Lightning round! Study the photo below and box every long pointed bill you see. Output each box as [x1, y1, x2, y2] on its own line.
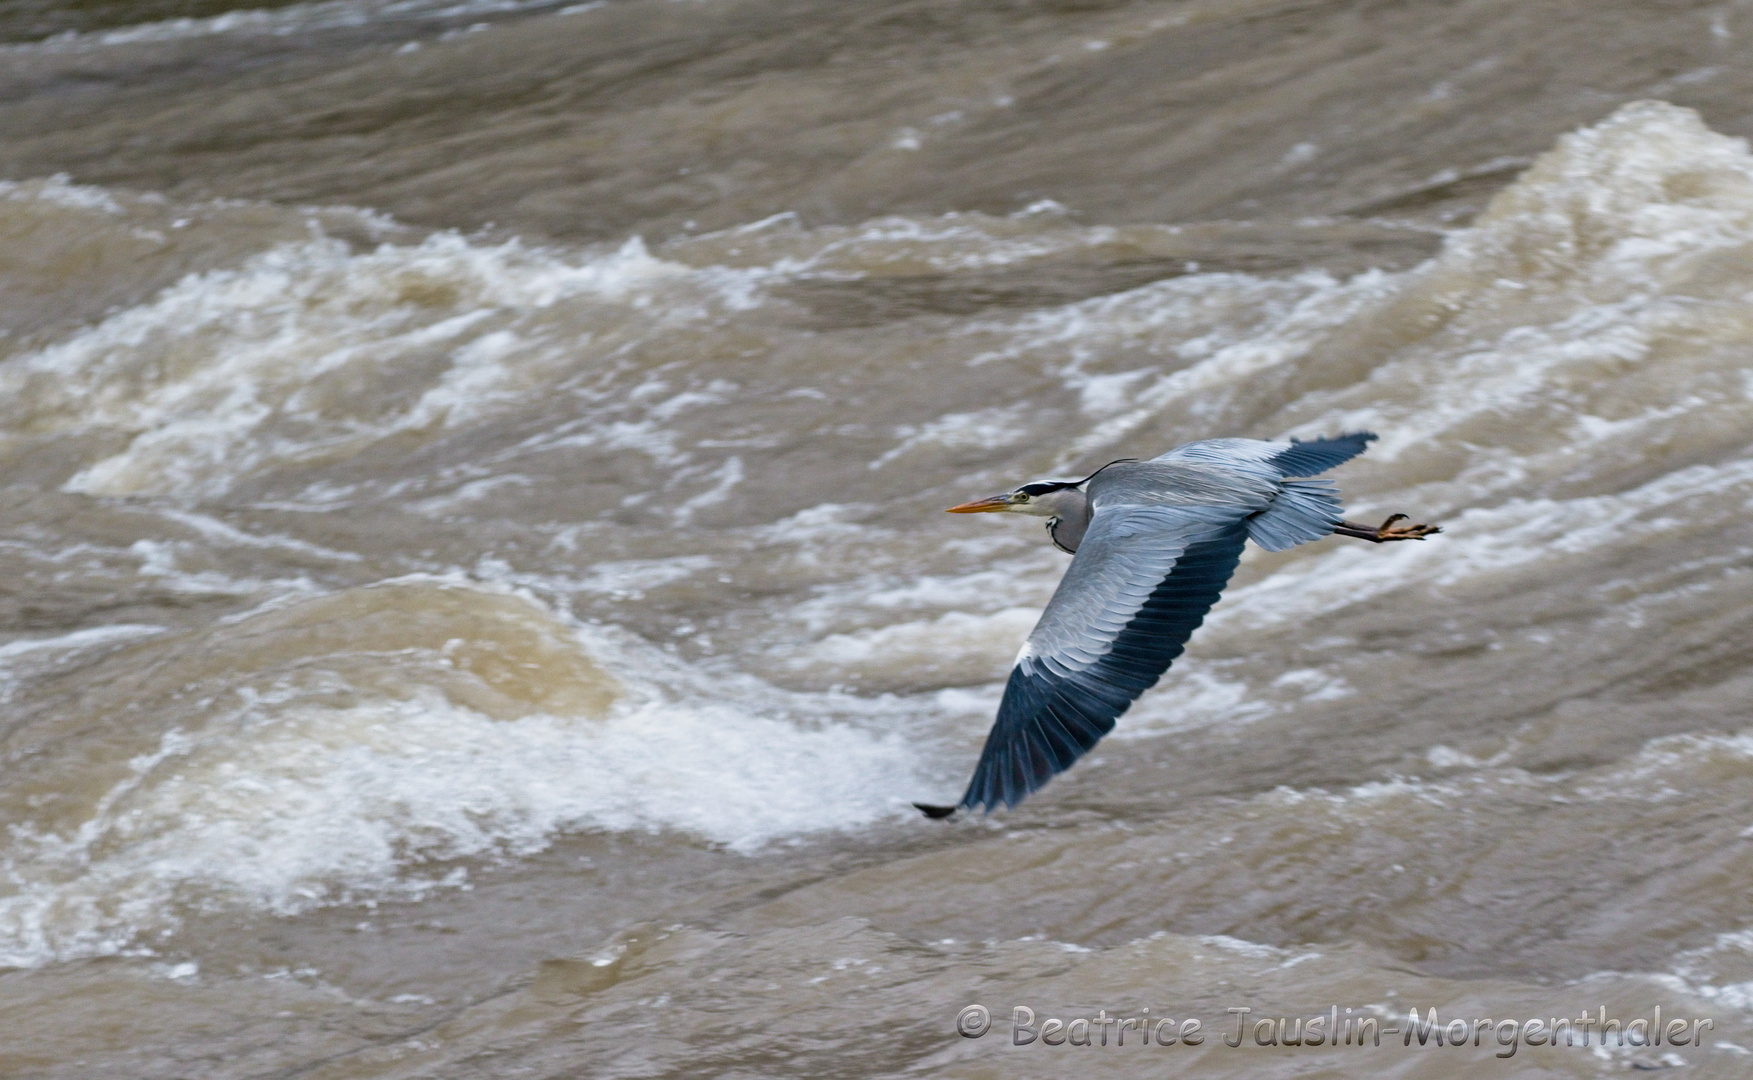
[945, 495, 1011, 513]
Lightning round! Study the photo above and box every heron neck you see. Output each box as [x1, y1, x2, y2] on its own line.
[1042, 489, 1091, 553]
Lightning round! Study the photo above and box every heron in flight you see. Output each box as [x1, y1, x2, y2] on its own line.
[916, 432, 1438, 818]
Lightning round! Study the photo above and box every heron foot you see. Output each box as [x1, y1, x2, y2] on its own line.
[1334, 514, 1442, 543]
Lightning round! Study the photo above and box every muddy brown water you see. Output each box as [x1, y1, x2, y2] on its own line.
[1, 2, 1752, 1077]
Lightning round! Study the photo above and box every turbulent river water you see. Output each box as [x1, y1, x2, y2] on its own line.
[2, 1, 1753, 1077]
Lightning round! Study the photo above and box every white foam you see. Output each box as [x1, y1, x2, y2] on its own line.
[0, 174, 124, 214]
[3, 230, 764, 499]
[674, 209, 1141, 277]
[780, 557, 1057, 639]
[0, 625, 164, 704]
[0, 602, 926, 969]
[1572, 729, 1753, 804]
[5, 0, 569, 52]
[672, 456, 745, 524]
[560, 555, 717, 597]
[0, 623, 162, 663]
[1109, 662, 1275, 740]
[868, 403, 1036, 471]
[794, 607, 1040, 687]
[1197, 934, 1289, 960]
[1447, 101, 1753, 294]
[1670, 930, 1753, 1013]
[155, 508, 364, 562]
[129, 538, 321, 597]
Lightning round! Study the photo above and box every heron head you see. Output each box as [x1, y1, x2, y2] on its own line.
[946, 479, 1082, 517]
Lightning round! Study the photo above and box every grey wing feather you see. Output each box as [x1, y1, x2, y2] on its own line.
[1152, 432, 1374, 551]
[1155, 431, 1375, 480]
[1019, 504, 1230, 677]
[1246, 478, 1343, 551]
[1269, 431, 1376, 476]
[958, 503, 1249, 812]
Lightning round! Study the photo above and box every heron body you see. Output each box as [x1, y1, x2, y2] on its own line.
[922, 431, 1438, 816]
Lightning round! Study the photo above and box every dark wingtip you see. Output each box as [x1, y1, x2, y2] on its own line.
[1289, 430, 1377, 444]
[1274, 431, 1378, 476]
[913, 802, 959, 820]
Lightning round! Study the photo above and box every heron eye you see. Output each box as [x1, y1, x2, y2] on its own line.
[1015, 493, 1030, 502]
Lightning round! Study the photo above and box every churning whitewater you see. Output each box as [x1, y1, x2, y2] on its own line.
[0, 92, 1746, 952]
[2, 6, 1752, 1066]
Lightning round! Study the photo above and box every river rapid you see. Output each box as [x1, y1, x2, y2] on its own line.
[2, 1, 1753, 1077]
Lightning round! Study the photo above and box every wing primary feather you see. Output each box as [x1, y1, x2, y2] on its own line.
[1270, 431, 1375, 477]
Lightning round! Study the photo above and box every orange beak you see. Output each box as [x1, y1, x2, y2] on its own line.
[945, 495, 1012, 513]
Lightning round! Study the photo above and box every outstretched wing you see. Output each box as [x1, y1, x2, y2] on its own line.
[956, 504, 1249, 812]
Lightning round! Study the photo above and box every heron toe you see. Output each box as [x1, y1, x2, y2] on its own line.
[1376, 515, 1441, 541]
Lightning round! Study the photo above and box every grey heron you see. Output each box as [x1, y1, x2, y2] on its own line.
[916, 431, 1438, 818]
